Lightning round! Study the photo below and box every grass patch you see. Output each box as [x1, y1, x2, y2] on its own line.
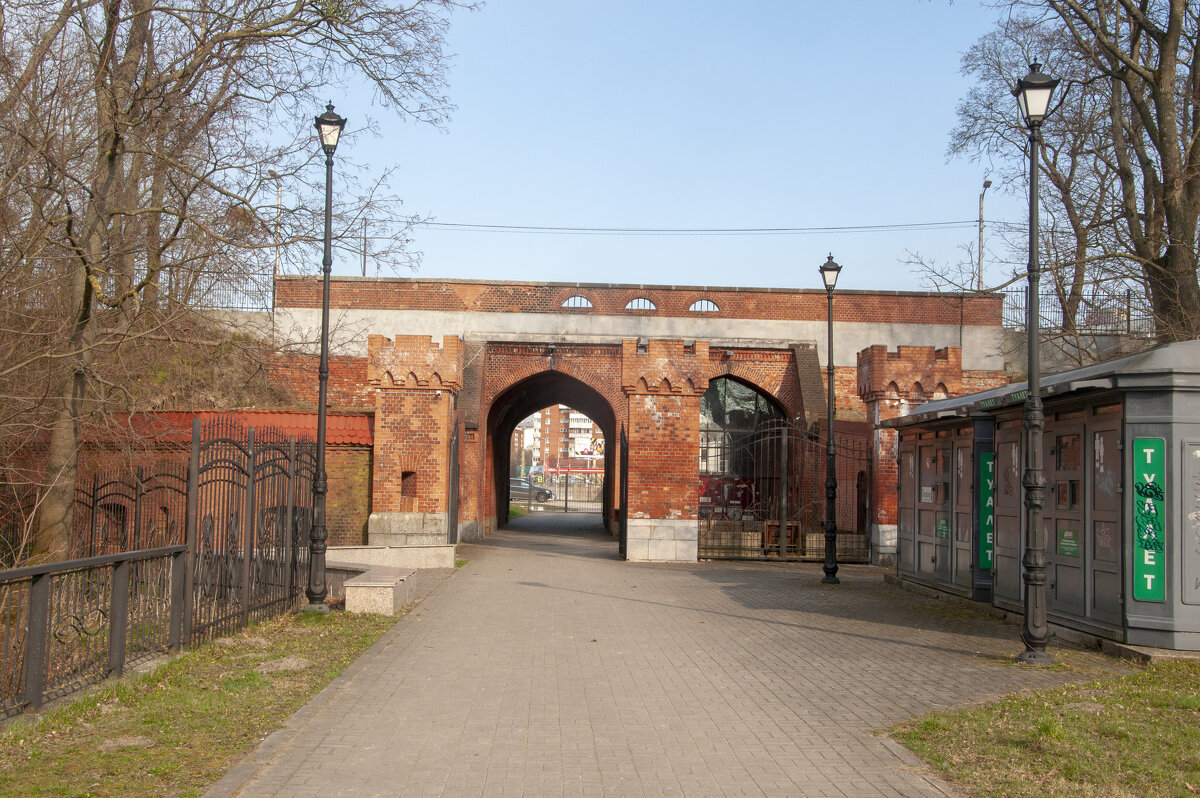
[508, 504, 526, 519]
[455, 559, 468, 568]
[892, 659, 1200, 797]
[0, 610, 398, 797]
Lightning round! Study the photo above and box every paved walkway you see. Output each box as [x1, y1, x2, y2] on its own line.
[209, 514, 1116, 798]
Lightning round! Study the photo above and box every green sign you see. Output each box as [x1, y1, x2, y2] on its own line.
[936, 517, 949, 539]
[1133, 438, 1166, 602]
[978, 453, 995, 570]
[1056, 528, 1080, 558]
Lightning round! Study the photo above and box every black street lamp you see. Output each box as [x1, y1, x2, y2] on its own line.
[819, 254, 841, 585]
[1013, 63, 1058, 664]
[306, 103, 347, 614]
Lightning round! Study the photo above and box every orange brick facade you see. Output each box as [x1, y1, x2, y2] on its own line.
[271, 277, 1009, 563]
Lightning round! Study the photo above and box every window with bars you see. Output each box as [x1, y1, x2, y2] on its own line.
[625, 297, 657, 311]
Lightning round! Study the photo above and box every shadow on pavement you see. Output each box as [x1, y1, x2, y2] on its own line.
[489, 512, 618, 560]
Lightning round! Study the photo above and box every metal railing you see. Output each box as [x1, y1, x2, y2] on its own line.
[999, 287, 1156, 336]
[1, 545, 187, 716]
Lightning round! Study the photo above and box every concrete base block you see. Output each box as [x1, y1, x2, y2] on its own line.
[330, 545, 457, 570]
[368, 512, 447, 546]
[625, 519, 698, 562]
[456, 520, 480, 542]
[872, 523, 897, 567]
[344, 567, 413, 616]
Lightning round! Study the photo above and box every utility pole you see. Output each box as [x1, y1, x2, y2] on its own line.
[978, 178, 992, 291]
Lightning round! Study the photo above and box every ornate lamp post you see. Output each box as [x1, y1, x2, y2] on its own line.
[819, 254, 842, 585]
[1013, 63, 1058, 664]
[306, 103, 347, 614]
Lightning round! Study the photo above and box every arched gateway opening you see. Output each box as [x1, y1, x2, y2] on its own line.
[487, 371, 617, 531]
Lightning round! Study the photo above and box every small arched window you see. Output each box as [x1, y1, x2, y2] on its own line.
[562, 295, 593, 309]
[625, 297, 657, 311]
[689, 299, 720, 313]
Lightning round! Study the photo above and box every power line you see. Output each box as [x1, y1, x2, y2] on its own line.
[419, 219, 1026, 237]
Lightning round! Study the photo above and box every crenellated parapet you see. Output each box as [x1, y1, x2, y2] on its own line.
[621, 339, 711, 396]
[367, 335, 464, 393]
[856, 345, 962, 404]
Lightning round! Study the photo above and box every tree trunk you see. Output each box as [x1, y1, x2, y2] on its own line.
[33, 266, 95, 561]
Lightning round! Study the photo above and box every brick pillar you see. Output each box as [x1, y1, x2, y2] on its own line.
[857, 345, 964, 566]
[621, 339, 709, 562]
[366, 335, 463, 545]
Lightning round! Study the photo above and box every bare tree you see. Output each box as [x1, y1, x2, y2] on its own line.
[947, 1, 1200, 347]
[0, 0, 474, 560]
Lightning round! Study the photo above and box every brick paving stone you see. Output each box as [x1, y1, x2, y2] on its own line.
[207, 512, 1123, 798]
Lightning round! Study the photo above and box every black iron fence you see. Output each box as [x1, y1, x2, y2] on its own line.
[698, 420, 871, 562]
[73, 466, 188, 558]
[0, 546, 187, 716]
[999, 287, 1155, 336]
[512, 470, 604, 515]
[0, 416, 314, 717]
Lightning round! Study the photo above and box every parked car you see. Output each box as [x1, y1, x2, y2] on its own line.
[510, 477, 554, 503]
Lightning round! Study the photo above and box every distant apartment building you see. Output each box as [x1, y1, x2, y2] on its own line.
[511, 405, 604, 475]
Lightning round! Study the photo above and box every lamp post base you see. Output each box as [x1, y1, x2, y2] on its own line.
[821, 574, 840, 585]
[1017, 647, 1053, 666]
[303, 602, 331, 616]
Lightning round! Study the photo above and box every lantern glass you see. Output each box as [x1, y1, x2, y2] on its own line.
[314, 104, 347, 154]
[819, 255, 841, 290]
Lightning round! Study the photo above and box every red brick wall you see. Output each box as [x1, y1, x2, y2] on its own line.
[371, 390, 453, 514]
[367, 335, 463, 517]
[964, 369, 1009, 395]
[326, 447, 371, 546]
[270, 354, 373, 410]
[67, 415, 373, 553]
[622, 340, 709, 520]
[277, 276, 1003, 328]
[478, 342, 626, 527]
[627, 393, 701, 520]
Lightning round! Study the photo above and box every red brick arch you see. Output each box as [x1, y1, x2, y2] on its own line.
[480, 343, 626, 423]
[483, 362, 621, 531]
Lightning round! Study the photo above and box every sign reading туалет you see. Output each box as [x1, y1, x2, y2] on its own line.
[1133, 438, 1166, 602]
[978, 453, 994, 570]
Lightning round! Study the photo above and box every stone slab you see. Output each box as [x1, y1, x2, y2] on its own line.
[330, 545, 456, 570]
[344, 567, 412, 616]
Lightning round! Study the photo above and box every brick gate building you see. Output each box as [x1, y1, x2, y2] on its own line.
[274, 277, 1008, 563]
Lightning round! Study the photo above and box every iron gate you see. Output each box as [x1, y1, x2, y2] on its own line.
[619, 425, 628, 559]
[447, 423, 460, 544]
[698, 419, 871, 562]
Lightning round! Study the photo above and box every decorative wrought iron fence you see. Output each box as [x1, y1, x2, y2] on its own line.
[185, 417, 314, 644]
[73, 466, 188, 558]
[697, 420, 871, 562]
[0, 415, 314, 717]
[0, 545, 187, 717]
[999, 287, 1155, 336]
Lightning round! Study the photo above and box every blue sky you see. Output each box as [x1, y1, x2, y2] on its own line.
[339, 1, 1028, 292]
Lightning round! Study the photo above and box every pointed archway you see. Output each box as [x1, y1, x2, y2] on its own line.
[486, 371, 618, 530]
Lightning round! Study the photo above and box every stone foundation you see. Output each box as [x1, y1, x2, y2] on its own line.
[625, 519, 698, 562]
[368, 511, 448, 546]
